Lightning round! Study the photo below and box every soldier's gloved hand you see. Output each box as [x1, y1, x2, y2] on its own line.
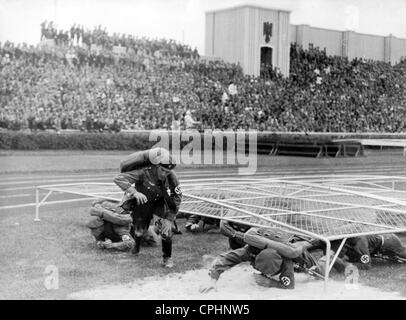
[126, 186, 147, 205]
[199, 277, 217, 294]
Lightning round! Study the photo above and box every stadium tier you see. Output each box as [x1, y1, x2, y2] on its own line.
[1, 23, 406, 133]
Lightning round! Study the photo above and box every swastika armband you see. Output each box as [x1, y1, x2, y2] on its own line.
[280, 276, 291, 287]
[360, 254, 370, 264]
[174, 186, 182, 196]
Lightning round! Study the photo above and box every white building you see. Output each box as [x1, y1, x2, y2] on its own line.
[205, 5, 291, 77]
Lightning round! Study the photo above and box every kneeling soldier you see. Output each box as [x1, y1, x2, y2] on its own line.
[114, 149, 182, 268]
[86, 199, 134, 251]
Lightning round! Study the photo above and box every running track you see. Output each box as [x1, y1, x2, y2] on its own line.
[2, 156, 406, 212]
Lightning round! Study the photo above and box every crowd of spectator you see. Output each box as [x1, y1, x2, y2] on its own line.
[40, 21, 199, 59]
[1, 22, 406, 133]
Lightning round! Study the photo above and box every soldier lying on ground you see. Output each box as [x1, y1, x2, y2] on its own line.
[309, 233, 406, 276]
[330, 234, 406, 270]
[199, 227, 321, 293]
[184, 214, 219, 232]
[86, 199, 134, 251]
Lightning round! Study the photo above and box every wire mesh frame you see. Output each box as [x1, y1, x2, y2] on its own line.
[182, 192, 406, 291]
[180, 177, 406, 290]
[186, 178, 406, 240]
[32, 179, 281, 221]
[34, 176, 406, 291]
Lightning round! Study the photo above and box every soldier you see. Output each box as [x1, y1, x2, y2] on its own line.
[313, 233, 406, 275]
[199, 227, 320, 293]
[340, 234, 406, 269]
[86, 199, 134, 251]
[114, 149, 182, 268]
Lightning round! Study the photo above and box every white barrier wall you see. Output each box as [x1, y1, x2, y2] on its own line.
[391, 36, 406, 64]
[291, 25, 343, 57]
[291, 25, 406, 64]
[347, 32, 386, 61]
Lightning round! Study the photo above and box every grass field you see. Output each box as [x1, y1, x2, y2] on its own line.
[1, 150, 406, 299]
[0, 206, 229, 299]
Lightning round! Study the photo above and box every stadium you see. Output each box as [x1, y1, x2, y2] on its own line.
[1, 0, 406, 304]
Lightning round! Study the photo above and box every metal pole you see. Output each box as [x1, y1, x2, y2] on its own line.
[328, 238, 347, 273]
[34, 187, 41, 222]
[324, 240, 331, 292]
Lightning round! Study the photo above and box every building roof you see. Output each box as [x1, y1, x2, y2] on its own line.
[205, 4, 291, 15]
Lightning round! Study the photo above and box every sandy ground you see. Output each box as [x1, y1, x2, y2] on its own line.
[68, 260, 405, 300]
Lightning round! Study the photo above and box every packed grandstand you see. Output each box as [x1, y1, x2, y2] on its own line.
[1, 21, 406, 133]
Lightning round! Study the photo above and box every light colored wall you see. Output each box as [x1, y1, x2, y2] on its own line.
[347, 32, 385, 61]
[292, 24, 406, 64]
[205, 7, 246, 66]
[390, 36, 406, 64]
[292, 25, 343, 56]
[204, 12, 215, 57]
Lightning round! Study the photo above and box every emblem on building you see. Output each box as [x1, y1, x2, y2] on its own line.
[263, 22, 273, 43]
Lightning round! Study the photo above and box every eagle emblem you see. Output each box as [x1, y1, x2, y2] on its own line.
[263, 22, 273, 43]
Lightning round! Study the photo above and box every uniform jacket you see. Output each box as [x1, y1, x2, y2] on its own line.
[209, 227, 315, 280]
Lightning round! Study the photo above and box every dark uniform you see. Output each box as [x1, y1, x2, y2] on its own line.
[86, 199, 134, 251]
[114, 165, 182, 264]
[341, 234, 406, 269]
[207, 227, 319, 289]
